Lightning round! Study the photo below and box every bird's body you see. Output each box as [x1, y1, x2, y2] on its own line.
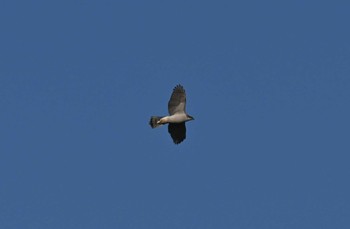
[159, 113, 191, 124]
[149, 84, 194, 144]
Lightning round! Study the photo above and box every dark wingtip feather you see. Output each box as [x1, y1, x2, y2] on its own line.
[173, 84, 185, 93]
[174, 84, 183, 89]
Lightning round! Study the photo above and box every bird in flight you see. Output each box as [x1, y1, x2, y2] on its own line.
[149, 84, 194, 144]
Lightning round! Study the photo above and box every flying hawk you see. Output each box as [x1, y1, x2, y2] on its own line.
[149, 84, 194, 144]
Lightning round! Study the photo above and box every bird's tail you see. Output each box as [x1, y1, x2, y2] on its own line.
[149, 116, 164, 128]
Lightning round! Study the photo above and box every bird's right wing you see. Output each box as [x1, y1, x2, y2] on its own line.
[168, 85, 186, 115]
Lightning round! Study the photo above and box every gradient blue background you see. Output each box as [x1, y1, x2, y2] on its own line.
[1, 1, 349, 228]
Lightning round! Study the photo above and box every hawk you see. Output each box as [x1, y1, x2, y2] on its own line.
[149, 84, 194, 144]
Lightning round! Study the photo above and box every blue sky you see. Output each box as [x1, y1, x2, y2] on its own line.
[1, 1, 349, 228]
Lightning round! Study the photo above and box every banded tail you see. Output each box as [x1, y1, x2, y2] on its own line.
[149, 116, 164, 128]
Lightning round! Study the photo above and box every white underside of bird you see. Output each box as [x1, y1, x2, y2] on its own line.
[158, 113, 191, 124]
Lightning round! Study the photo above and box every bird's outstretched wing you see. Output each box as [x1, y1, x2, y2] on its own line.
[168, 85, 186, 115]
[168, 123, 186, 144]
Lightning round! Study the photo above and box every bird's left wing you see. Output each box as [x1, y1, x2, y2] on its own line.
[168, 123, 186, 144]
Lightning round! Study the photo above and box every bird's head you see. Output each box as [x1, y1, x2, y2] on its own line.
[186, 114, 195, 121]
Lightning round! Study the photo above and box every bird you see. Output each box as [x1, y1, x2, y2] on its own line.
[149, 84, 194, 144]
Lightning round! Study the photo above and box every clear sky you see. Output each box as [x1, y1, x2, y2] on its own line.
[1, 1, 349, 228]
